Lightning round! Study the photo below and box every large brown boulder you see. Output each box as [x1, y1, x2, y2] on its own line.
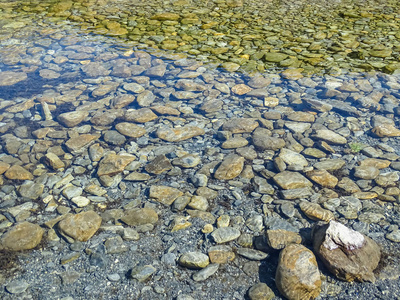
[313, 220, 381, 282]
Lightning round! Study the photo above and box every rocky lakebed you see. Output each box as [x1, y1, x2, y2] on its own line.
[0, 0, 400, 299]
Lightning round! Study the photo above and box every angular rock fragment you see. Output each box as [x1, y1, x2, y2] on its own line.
[214, 154, 244, 180]
[4, 165, 33, 180]
[149, 185, 183, 206]
[313, 220, 381, 282]
[222, 118, 259, 133]
[97, 153, 136, 177]
[58, 211, 102, 242]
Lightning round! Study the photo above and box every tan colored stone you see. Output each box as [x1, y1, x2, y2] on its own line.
[156, 125, 205, 142]
[276, 244, 321, 300]
[222, 118, 259, 133]
[0, 162, 10, 175]
[121, 208, 158, 226]
[115, 122, 146, 138]
[221, 137, 249, 149]
[57, 111, 88, 127]
[273, 171, 312, 189]
[4, 165, 33, 180]
[266, 229, 302, 250]
[112, 94, 135, 109]
[44, 153, 65, 170]
[372, 124, 400, 137]
[125, 108, 158, 123]
[0, 222, 44, 251]
[65, 134, 100, 154]
[214, 154, 244, 180]
[58, 211, 102, 242]
[0, 71, 27, 86]
[208, 245, 235, 264]
[299, 201, 335, 222]
[97, 153, 136, 177]
[149, 185, 183, 206]
[306, 169, 338, 188]
[6, 98, 34, 113]
[359, 158, 391, 169]
[231, 84, 252, 95]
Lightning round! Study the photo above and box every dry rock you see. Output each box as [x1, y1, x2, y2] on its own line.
[313, 220, 381, 282]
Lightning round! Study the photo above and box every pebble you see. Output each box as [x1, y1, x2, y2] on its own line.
[211, 227, 241, 243]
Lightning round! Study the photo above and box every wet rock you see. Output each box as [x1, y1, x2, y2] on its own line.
[313, 159, 346, 171]
[231, 84, 252, 95]
[145, 154, 172, 174]
[44, 153, 65, 170]
[306, 169, 338, 188]
[187, 195, 209, 211]
[81, 62, 110, 77]
[57, 111, 88, 127]
[372, 124, 400, 137]
[354, 166, 380, 180]
[97, 153, 136, 177]
[313, 129, 347, 144]
[0, 222, 44, 251]
[221, 137, 249, 149]
[214, 154, 244, 180]
[237, 248, 268, 260]
[65, 134, 100, 154]
[222, 118, 259, 133]
[125, 108, 158, 123]
[299, 201, 335, 222]
[172, 153, 201, 168]
[156, 125, 205, 142]
[279, 148, 308, 168]
[149, 185, 183, 206]
[313, 220, 381, 282]
[273, 171, 312, 189]
[4, 165, 33, 180]
[18, 181, 44, 200]
[104, 236, 129, 254]
[115, 122, 146, 138]
[136, 90, 155, 107]
[112, 94, 135, 109]
[276, 243, 321, 300]
[5, 280, 29, 294]
[266, 229, 302, 250]
[0, 71, 27, 86]
[252, 128, 285, 151]
[178, 252, 209, 269]
[58, 211, 102, 242]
